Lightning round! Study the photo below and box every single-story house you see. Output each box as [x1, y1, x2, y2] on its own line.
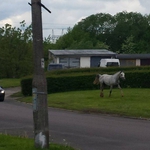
[116, 54, 150, 66]
[48, 49, 117, 68]
[48, 49, 150, 68]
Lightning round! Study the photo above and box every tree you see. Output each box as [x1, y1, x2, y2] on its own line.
[54, 11, 150, 54]
[55, 28, 74, 49]
[111, 11, 150, 53]
[121, 35, 136, 53]
[43, 35, 56, 69]
[54, 14, 111, 50]
[0, 21, 33, 78]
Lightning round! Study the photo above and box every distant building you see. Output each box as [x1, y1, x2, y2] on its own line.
[48, 49, 117, 68]
[48, 50, 150, 68]
[116, 54, 150, 66]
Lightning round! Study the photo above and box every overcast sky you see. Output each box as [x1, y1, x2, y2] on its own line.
[0, 0, 150, 38]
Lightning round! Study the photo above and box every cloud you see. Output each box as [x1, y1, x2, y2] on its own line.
[0, 0, 29, 20]
[103, 0, 145, 15]
[0, 12, 31, 27]
[0, 0, 149, 37]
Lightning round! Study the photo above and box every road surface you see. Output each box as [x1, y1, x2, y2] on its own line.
[0, 87, 150, 150]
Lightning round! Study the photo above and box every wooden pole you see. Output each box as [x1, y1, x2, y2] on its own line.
[31, 0, 49, 148]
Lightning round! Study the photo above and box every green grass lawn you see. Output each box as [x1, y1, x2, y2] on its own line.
[0, 78, 20, 88]
[0, 134, 74, 150]
[19, 88, 150, 119]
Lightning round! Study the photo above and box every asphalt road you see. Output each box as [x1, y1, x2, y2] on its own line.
[1, 87, 150, 150]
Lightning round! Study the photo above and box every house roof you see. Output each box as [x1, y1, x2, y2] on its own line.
[117, 54, 150, 59]
[49, 49, 116, 57]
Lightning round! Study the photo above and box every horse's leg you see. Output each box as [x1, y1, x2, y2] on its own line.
[118, 84, 124, 97]
[100, 83, 104, 97]
[109, 85, 113, 97]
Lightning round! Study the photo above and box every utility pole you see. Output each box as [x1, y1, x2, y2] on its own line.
[29, 0, 51, 148]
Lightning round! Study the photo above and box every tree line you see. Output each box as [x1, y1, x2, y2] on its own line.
[0, 11, 150, 78]
[55, 11, 150, 54]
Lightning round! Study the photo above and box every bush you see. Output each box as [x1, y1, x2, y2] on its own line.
[122, 71, 150, 88]
[21, 78, 32, 96]
[46, 66, 150, 76]
[21, 67, 150, 96]
[47, 75, 98, 93]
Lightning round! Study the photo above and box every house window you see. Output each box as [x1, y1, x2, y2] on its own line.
[59, 57, 80, 68]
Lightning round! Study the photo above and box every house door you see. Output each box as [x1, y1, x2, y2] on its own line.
[141, 59, 150, 66]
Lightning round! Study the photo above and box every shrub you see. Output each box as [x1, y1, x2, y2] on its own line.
[21, 78, 32, 96]
[21, 67, 150, 96]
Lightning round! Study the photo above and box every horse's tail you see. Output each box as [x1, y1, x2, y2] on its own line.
[97, 74, 103, 79]
[93, 74, 101, 85]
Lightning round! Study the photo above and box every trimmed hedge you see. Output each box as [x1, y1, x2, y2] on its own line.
[46, 66, 150, 76]
[21, 78, 32, 96]
[21, 68, 150, 96]
[47, 75, 98, 93]
[21, 74, 99, 96]
[122, 71, 150, 88]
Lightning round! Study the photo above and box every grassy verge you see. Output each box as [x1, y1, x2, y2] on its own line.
[0, 78, 20, 88]
[18, 88, 150, 119]
[0, 134, 74, 150]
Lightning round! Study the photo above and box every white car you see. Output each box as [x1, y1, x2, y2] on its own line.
[99, 58, 120, 67]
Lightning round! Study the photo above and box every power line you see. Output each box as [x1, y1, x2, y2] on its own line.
[48, 28, 68, 43]
[43, 27, 68, 30]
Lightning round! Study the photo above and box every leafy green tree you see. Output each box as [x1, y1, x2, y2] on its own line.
[55, 28, 74, 49]
[55, 14, 110, 50]
[112, 11, 150, 53]
[121, 35, 136, 53]
[95, 41, 109, 49]
[43, 35, 56, 69]
[0, 21, 33, 78]
[54, 11, 150, 54]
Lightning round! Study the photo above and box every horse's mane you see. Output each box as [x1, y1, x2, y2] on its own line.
[114, 71, 122, 75]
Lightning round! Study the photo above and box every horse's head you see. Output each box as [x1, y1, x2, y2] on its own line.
[93, 74, 100, 85]
[119, 71, 125, 80]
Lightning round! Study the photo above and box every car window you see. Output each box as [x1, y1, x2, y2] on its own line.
[106, 62, 119, 67]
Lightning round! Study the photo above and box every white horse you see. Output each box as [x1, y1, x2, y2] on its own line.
[93, 71, 125, 97]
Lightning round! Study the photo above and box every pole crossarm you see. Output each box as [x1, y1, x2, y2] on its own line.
[28, 2, 51, 13]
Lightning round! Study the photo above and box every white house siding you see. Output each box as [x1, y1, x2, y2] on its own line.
[136, 59, 140, 66]
[56, 57, 59, 63]
[80, 57, 90, 68]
